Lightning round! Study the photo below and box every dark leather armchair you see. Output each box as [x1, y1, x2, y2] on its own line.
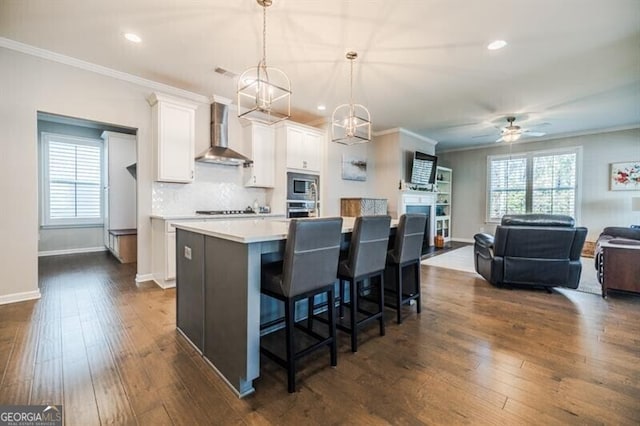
[474, 214, 587, 290]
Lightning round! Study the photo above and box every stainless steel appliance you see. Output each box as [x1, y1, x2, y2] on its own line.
[195, 102, 253, 166]
[287, 172, 319, 201]
[287, 172, 319, 218]
[286, 201, 317, 218]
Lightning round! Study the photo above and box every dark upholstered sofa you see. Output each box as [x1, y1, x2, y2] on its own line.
[594, 227, 640, 284]
[474, 214, 587, 290]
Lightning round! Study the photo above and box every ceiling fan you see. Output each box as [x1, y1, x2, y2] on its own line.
[496, 116, 546, 143]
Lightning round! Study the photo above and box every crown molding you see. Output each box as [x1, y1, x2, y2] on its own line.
[436, 124, 640, 154]
[0, 37, 210, 104]
[374, 127, 438, 146]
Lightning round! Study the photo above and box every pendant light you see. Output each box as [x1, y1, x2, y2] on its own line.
[331, 51, 371, 145]
[237, 0, 290, 125]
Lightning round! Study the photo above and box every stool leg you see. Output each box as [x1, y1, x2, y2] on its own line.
[339, 280, 345, 318]
[350, 279, 358, 352]
[378, 273, 386, 336]
[415, 262, 421, 314]
[397, 264, 403, 324]
[307, 295, 314, 331]
[327, 287, 337, 366]
[285, 298, 296, 393]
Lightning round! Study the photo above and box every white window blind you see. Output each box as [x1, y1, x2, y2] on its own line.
[42, 133, 103, 226]
[487, 148, 580, 222]
[488, 155, 527, 221]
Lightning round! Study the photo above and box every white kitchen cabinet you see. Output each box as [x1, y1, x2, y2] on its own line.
[149, 93, 199, 183]
[151, 215, 285, 289]
[278, 122, 323, 173]
[166, 232, 176, 280]
[244, 122, 275, 188]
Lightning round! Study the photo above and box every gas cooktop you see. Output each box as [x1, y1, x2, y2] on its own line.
[195, 209, 256, 215]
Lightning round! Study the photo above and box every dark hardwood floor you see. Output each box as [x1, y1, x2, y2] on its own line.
[1, 252, 639, 425]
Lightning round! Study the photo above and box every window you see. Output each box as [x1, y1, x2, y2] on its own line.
[41, 133, 103, 226]
[487, 147, 580, 222]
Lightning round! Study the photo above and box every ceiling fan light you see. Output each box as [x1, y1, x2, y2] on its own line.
[502, 132, 521, 143]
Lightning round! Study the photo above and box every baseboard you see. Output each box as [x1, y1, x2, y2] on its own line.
[0, 290, 41, 305]
[135, 273, 154, 283]
[38, 246, 107, 257]
[154, 279, 176, 290]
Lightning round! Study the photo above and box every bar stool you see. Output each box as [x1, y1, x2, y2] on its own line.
[336, 215, 391, 352]
[260, 217, 343, 393]
[385, 213, 427, 324]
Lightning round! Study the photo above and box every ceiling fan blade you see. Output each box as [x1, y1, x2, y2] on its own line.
[495, 137, 504, 143]
[472, 134, 493, 139]
[523, 131, 546, 137]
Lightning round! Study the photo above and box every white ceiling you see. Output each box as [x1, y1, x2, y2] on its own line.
[2, 0, 639, 151]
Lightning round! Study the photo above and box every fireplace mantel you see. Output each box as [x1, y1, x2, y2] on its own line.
[398, 192, 437, 252]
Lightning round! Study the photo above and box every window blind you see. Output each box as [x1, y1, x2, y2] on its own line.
[488, 155, 527, 221]
[42, 134, 102, 226]
[487, 148, 579, 222]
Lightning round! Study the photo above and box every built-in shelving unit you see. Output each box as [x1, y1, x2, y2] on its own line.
[435, 166, 452, 242]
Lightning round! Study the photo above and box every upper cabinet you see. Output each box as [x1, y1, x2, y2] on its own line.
[278, 122, 323, 173]
[149, 93, 199, 183]
[244, 122, 275, 188]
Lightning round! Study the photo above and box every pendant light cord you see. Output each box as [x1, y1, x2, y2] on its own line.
[262, 3, 267, 67]
[349, 57, 354, 107]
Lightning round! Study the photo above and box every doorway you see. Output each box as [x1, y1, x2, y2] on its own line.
[37, 112, 137, 263]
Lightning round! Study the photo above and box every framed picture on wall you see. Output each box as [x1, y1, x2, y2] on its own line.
[611, 161, 640, 190]
[341, 155, 367, 181]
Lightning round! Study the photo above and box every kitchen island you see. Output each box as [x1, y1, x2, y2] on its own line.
[173, 217, 394, 397]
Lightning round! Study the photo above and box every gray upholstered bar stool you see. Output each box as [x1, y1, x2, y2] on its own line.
[260, 217, 343, 393]
[336, 215, 391, 352]
[385, 213, 427, 324]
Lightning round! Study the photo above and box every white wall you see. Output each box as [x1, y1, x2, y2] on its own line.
[0, 46, 213, 301]
[372, 129, 437, 217]
[437, 128, 640, 242]
[322, 131, 378, 216]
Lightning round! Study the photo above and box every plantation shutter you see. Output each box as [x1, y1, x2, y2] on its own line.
[43, 135, 102, 226]
[488, 155, 527, 221]
[531, 152, 577, 215]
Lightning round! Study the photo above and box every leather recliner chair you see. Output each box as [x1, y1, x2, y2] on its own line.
[474, 214, 587, 290]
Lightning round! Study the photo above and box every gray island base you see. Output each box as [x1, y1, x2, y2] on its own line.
[174, 218, 396, 396]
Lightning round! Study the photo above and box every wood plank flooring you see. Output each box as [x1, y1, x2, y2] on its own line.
[0, 252, 638, 425]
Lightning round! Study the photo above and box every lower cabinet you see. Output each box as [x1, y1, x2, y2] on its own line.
[176, 230, 205, 352]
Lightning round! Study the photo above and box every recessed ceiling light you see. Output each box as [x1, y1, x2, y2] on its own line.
[124, 33, 142, 43]
[317, 105, 326, 111]
[487, 40, 507, 50]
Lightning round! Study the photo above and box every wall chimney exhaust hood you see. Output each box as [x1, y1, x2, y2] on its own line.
[195, 102, 253, 166]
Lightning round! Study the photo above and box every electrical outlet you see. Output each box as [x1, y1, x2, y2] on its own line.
[184, 246, 192, 260]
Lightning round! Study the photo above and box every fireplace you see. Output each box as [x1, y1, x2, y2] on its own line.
[397, 192, 437, 256]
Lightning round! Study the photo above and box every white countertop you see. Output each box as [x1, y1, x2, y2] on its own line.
[173, 217, 398, 243]
[150, 213, 285, 220]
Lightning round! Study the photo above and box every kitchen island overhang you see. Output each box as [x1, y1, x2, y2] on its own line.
[173, 217, 396, 397]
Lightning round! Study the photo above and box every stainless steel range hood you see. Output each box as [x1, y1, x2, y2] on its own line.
[195, 102, 253, 166]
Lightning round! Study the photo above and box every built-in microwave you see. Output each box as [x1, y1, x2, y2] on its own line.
[287, 172, 319, 201]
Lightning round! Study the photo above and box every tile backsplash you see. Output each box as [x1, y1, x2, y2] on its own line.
[152, 163, 268, 215]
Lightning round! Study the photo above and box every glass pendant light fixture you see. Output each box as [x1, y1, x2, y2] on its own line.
[237, 0, 290, 125]
[331, 51, 371, 145]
